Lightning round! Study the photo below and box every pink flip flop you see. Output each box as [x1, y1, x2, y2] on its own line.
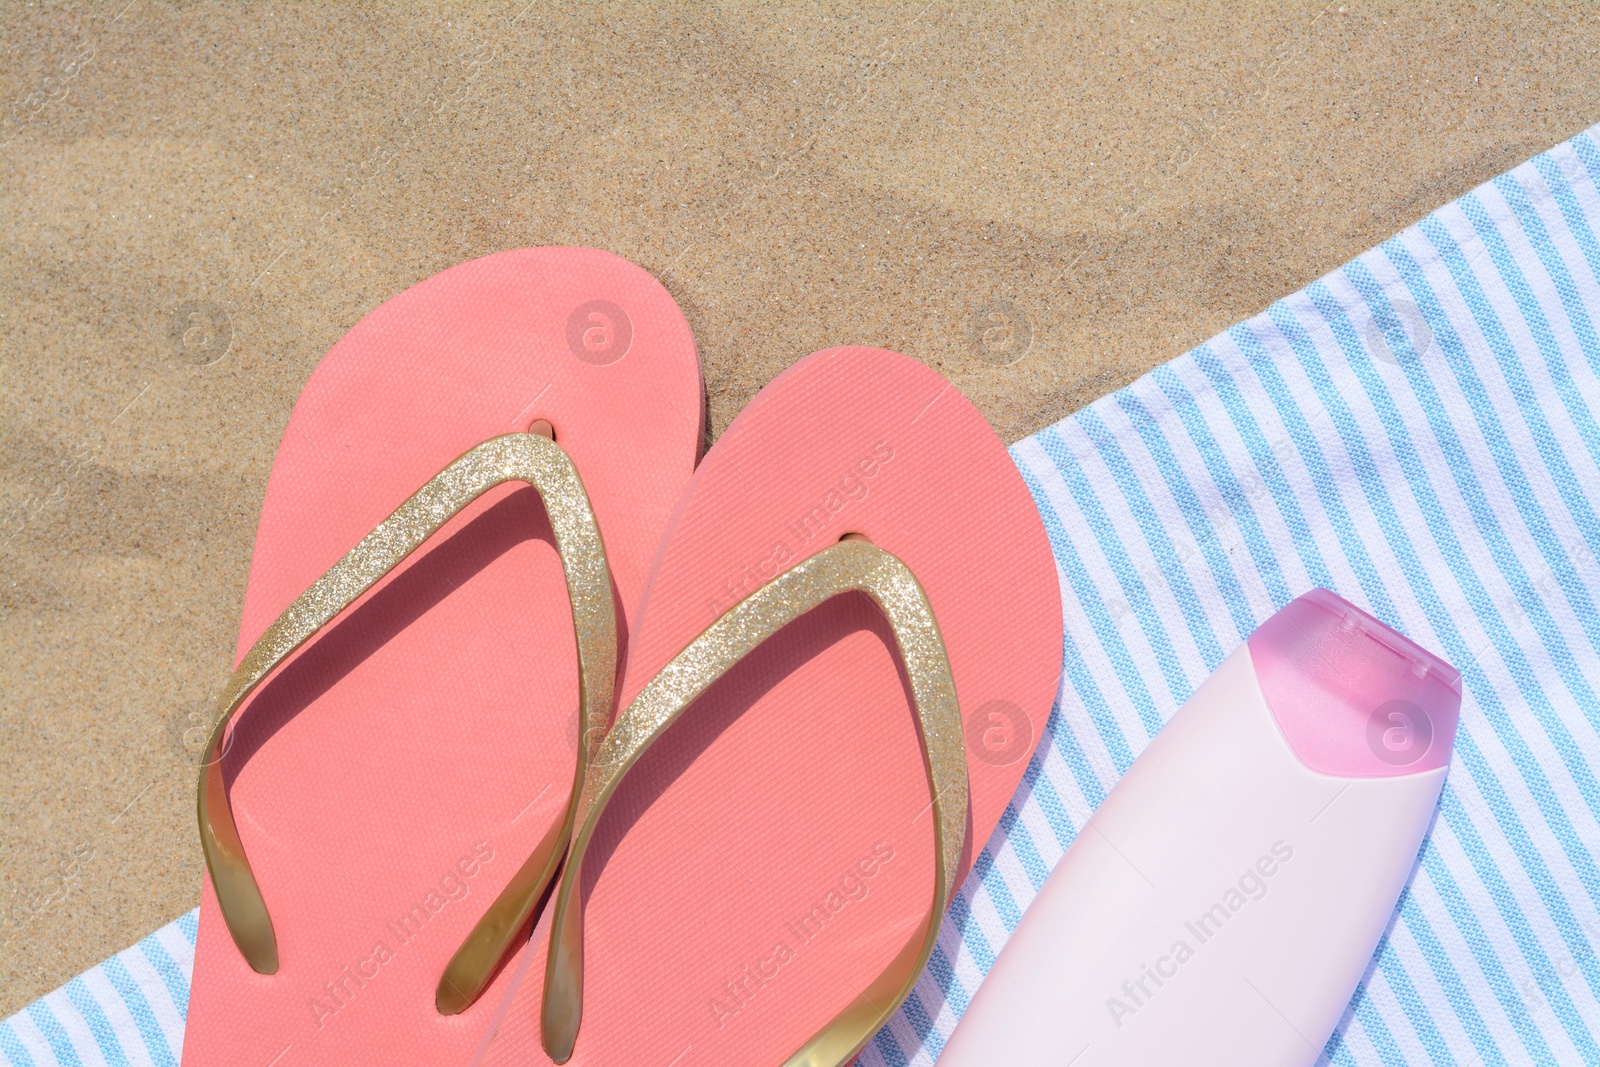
[475, 347, 1062, 1067]
[181, 248, 702, 1065]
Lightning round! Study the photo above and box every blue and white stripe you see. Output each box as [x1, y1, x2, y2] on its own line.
[2, 912, 194, 1066]
[9, 124, 1600, 1066]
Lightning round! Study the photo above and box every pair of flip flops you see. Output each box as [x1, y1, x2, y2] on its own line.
[183, 248, 1062, 1066]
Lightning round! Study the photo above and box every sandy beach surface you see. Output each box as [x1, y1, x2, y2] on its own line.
[3, 0, 1598, 1014]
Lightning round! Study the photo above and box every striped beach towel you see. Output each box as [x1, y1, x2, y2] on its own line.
[11, 122, 1600, 1065]
[2, 914, 195, 1067]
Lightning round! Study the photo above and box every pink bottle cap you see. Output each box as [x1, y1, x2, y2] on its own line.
[1248, 589, 1461, 778]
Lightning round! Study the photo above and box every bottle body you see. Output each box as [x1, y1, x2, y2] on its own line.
[940, 591, 1459, 1067]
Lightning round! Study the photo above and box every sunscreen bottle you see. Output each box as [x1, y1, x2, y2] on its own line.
[939, 589, 1460, 1067]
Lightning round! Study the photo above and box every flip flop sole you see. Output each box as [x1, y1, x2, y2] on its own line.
[182, 248, 701, 1064]
[479, 347, 1061, 1066]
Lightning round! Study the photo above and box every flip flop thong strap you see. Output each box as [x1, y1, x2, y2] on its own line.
[541, 539, 967, 1067]
[196, 432, 616, 1003]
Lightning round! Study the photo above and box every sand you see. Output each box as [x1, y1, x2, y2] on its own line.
[3, 0, 1598, 1015]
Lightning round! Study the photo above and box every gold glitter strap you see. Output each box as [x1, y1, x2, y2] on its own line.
[197, 433, 616, 1014]
[539, 539, 967, 1066]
